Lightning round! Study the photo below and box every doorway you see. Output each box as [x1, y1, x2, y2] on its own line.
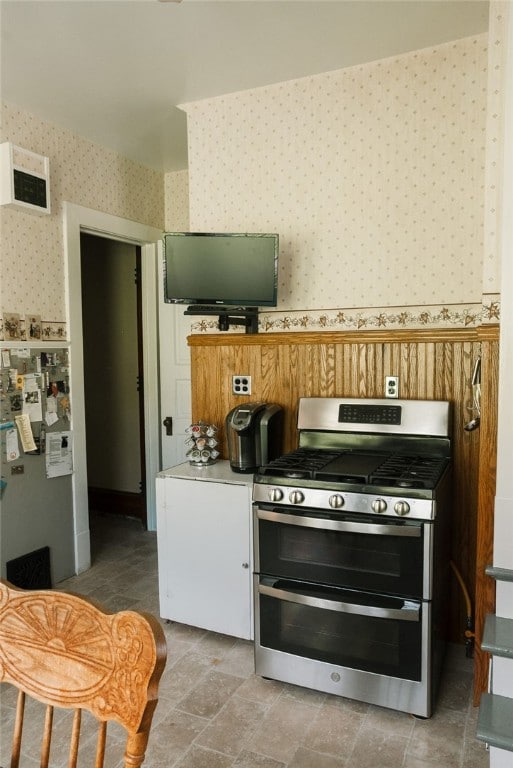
[80, 233, 147, 528]
[64, 202, 162, 575]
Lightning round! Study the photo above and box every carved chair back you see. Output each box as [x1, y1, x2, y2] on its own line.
[0, 579, 167, 768]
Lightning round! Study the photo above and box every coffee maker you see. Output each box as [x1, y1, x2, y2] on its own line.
[226, 403, 283, 473]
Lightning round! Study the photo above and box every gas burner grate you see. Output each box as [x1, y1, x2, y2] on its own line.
[369, 455, 449, 489]
[258, 447, 450, 491]
[259, 449, 341, 479]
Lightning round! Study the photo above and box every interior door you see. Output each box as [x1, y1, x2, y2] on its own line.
[157, 240, 191, 470]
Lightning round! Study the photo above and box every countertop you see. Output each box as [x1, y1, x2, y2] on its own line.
[157, 459, 254, 487]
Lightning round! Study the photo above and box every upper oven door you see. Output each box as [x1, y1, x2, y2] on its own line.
[254, 504, 432, 600]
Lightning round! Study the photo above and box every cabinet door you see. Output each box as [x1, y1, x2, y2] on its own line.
[156, 477, 252, 639]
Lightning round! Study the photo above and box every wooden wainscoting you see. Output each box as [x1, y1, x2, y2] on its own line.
[473, 326, 499, 704]
[188, 325, 498, 701]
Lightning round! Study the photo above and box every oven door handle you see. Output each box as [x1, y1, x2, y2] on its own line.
[256, 508, 421, 537]
[259, 582, 420, 622]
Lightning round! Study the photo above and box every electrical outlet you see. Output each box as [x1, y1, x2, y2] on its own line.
[385, 376, 399, 399]
[232, 375, 252, 395]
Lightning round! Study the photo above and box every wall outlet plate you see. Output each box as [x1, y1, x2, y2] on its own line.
[232, 375, 251, 395]
[385, 376, 399, 398]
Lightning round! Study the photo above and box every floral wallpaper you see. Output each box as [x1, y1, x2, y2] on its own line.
[164, 170, 190, 233]
[0, 103, 164, 341]
[182, 31, 502, 334]
[1, 15, 507, 339]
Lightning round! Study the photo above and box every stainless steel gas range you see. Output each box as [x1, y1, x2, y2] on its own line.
[252, 397, 452, 718]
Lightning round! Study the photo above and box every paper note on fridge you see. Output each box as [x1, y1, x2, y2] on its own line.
[6, 428, 20, 461]
[15, 413, 37, 452]
[46, 431, 73, 478]
[45, 411, 59, 426]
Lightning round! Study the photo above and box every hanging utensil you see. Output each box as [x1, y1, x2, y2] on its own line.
[464, 357, 481, 432]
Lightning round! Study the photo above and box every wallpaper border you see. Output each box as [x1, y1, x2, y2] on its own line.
[0, 316, 67, 342]
[188, 297, 500, 334]
[0, 295, 500, 341]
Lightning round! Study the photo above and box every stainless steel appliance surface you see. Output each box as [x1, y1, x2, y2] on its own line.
[252, 397, 453, 718]
[226, 402, 283, 473]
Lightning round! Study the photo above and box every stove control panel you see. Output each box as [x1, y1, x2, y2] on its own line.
[254, 483, 435, 520]
[338, 403, 401, 425]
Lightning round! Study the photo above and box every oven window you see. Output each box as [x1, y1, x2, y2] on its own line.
[281, 528, 400, 576]
[257, 512, 427, 598]
[258, 578, 423, 681]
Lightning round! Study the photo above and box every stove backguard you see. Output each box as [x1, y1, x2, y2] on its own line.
[297, 398, 452, 439]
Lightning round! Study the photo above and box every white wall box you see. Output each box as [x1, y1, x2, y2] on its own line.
[0, 142, 50, 215]
[156, 461, 254, 640]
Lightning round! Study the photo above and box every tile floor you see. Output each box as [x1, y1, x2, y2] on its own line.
[1, 512, 490, 768]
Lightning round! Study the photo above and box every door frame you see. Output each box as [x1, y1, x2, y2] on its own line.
[64, 202, 162, 573]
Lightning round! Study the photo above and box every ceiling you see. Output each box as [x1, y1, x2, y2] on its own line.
[0, 1, 489, 172]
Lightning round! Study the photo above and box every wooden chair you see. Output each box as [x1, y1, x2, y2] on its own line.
[0, 579, 167, 768]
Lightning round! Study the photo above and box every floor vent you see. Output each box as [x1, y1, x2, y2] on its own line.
[6, 546, 51, 589]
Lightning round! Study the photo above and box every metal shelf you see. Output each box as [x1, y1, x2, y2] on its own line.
[477, 693, 513, 752]
[482, 614, 513, 658]
[486, 565, 513, 582]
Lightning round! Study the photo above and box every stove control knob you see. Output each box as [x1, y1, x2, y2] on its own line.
[329, 494, 345, 509]
[289, 489, 305, 505]
[394, 500, 411, 516]
[268, 487, 284, 502]
[372, 498, 387, 514]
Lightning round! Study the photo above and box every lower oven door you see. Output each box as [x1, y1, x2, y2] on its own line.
[254, 575, 432, 716]
[256, 575, 424, 681]
[254, 504, 432, 599]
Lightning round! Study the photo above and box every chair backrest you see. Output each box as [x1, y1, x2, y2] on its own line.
[0, 579, 167, 768]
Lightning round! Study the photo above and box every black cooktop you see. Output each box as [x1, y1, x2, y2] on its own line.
[257, 448, 449, 489]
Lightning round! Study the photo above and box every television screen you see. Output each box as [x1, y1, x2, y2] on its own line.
[163, 232, 278, 307]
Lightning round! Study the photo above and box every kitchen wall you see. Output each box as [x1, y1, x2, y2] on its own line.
[0, 103, 164, 337]
[1, 15, 507, 606]
[181, 32, 501, 334]
[165, 170, 190, 232]
[178, 12, 508, 700]
[0, 107, 165, 582]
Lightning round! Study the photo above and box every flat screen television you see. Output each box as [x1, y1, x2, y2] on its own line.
[163, 232, 279, 308]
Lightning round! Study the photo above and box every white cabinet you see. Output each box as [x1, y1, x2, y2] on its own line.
[156, 461, 254, 640]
